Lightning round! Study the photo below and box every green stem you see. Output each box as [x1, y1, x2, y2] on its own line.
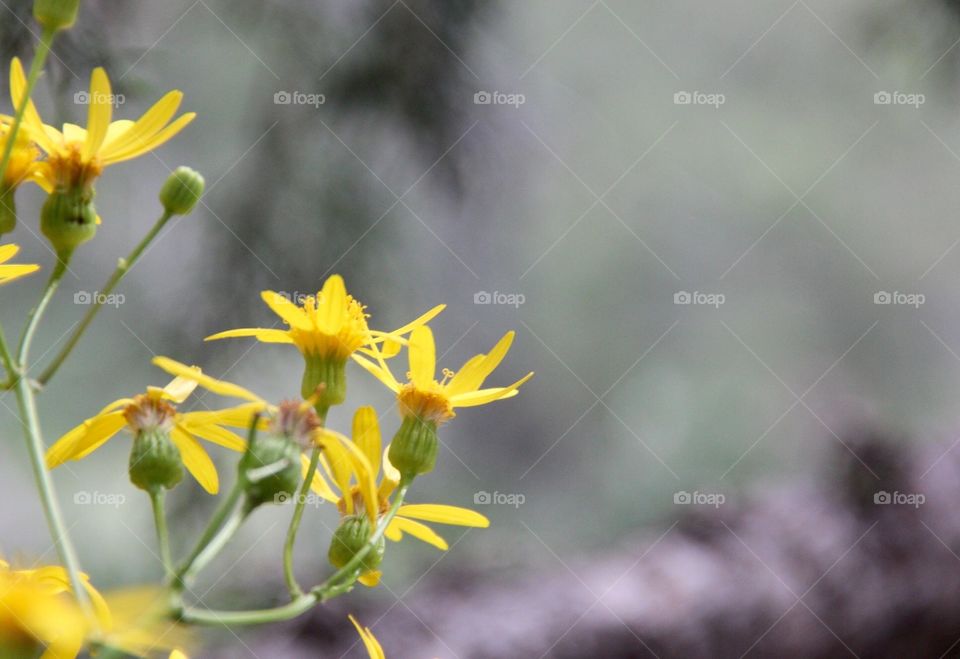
[38, 211, 174, 385]
[283, 446, 320, 597]
[149, 487, 173, 581]
[172, 479, 243, 589]
[18, 256, 68, 366]
[0, 321, 15, 387]
[180, 498, 252, 586]
[12, 374, 90, 612]
[179, 479, 412, 627]
[0, 26, 56, 186]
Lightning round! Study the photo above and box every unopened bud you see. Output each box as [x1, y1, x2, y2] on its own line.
[239, 431, 301, 508]
[328, 515, 384, 575]
[388, 415, 438, 478]
[33, 0, 80, 31]
[159, 166, 204, 215]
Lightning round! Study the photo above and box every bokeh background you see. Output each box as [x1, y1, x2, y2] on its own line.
[5, 0, 960, 656]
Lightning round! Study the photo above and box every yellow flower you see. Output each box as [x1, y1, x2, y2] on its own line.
[0, 243, 39, 284]
[357, 326, 533, 425]
[46, 357, 265, 494]
[309, 406, 489, 586]
[0, 561, 88, 658]
[206, 274, 445, 409]
[97, 587, 191, 658]
[10, 58, 195, 194]
[349, 615, 385, 659]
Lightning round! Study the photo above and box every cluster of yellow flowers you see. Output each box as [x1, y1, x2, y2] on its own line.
[0, 0, 531, 656]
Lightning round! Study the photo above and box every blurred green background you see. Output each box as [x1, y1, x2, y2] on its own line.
[5, 0, 960, 654]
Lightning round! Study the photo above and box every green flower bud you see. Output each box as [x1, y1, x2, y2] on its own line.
[328, 515, 384, 574]
[129, 428, 184, 491]
[40, 188, 97, 257]
[33, 0, 80, 31]
[388, 415, 438, 478]
[0, 186, 16, 236]
[159, 166, 204, 216]
[301, 355, 347, 415]
[239, 431, 301, 507]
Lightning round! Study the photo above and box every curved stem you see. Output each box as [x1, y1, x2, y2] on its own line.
[13, 374, 90, 612]
[172, 478, 242, 589]
[0, 26, 56, 185]
[38, 211, 174, 385]
[283, 446, 320, 596]
[17, 255, 68, 366]
[179, 478, 412, 627]
[181, 498, 252, 585]
[149, 487, 173, 581]
[0, 321, 15, 387]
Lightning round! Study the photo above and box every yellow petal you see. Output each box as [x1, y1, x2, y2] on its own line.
[450, 372, 533, 408]
[316, 430, 353, 505]
[170, 427, 218, 494]
[178, 417, 246, 452]
[349, 615, 385, 659]
[260, 290, 311, 329]
[99, 112, 195, 165]
[83, 68, 112, 158]
[408, 325, 435, 388]
[316, 275, 347, 334]
[391, 517, 448, 550]
[151, 356, 263, 403]
[9, 58, 55, 153]
[181, 402, 268, 430]
[397, 504, 490, 527]
[351, 354, 401, 393]
[356, 571, 381, 589]
[0, 243, 20, 263]
[160, 375, 199, 403]
[381, 303, 446, 338]
[98, 91, 182, 159]
[204, 327, 294, 343]
[300, 452, 338, 502]
[352, 406, 381, 476]
[0, 263, 40, 284]
[447, 331, 515, 395]
[45, 411, 126, 467]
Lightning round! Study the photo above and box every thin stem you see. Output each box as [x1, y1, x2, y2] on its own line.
[0, 26, 56, 185]
[180, 498, 252, 585]
[17, 255, 68, 366]
[38, 211, 174, 385]
[149, 487, 173, 581]
[172, 479, 243, 590]
[179, 478, 413, 627]
[0, 320, 15, 387]
[12, 375, 90, 612]
[283, 446, 320, 597]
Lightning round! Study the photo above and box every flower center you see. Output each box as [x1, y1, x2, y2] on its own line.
[123, 395, 176, 432]
[271, 400, 321, 448]
[49, 142, 103, 191]
[289, 294, 370, 360]
[397, 383, 455, 424]
[337, 486, 389, 518]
